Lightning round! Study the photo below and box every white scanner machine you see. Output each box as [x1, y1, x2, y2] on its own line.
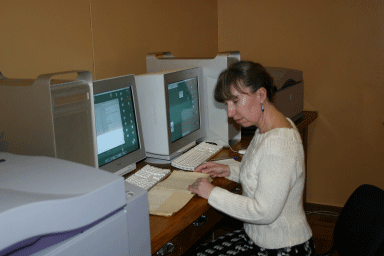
[0, 153, 151, 256]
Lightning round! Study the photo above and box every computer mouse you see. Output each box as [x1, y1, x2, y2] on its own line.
[238, 149, 247, 155]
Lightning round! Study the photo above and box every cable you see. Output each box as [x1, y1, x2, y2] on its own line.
[212, 139, 242, 154]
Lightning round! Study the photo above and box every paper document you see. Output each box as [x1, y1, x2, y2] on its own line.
[148, 171, 212, 217]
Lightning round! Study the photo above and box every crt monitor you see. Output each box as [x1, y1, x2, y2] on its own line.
[93, 75, 146, 176]
[146, 52, 242, 147]
[135, 67, 204, 162]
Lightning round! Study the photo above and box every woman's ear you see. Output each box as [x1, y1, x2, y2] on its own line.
[256, 87, 267, 102]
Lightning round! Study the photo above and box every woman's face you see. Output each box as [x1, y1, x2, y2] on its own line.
[225, 84, 262, 127]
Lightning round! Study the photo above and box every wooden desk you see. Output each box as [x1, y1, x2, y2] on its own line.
[294, 111, 318, 204]
[146, 111, 318, 255]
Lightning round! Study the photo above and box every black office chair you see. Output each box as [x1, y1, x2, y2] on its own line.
[318, 184, 384, 256]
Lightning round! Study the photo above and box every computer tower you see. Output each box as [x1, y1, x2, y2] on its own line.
[265, 67, 304, 121]
[146, 51, 241, 146]
[0, 70, 97, 167]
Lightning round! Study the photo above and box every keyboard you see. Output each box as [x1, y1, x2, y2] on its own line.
[171, 142, 223, 171]
[125, 164, 171, 190]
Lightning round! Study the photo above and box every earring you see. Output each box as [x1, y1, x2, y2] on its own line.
[261, 104, 264, 112]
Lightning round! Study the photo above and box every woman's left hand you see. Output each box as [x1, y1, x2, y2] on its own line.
[188, 178, 215, 199]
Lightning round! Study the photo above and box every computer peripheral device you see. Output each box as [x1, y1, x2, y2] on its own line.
[171, 142, 223, 171]
[135, 67, 205, 163]
[93, 75, 146, 176]
[0, 152, 151, 256]
[211, 156, 240, 161]
[237, 149, 246, 155]
[146, 52, 242, 147]
[125, 164, 171, 190]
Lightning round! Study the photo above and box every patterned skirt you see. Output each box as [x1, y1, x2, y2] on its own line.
[189, 229, 316, 256]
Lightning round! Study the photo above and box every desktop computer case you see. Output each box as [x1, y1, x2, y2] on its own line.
[0, 70, 97, 167]
[265, 67, 304, 121]
[146, 51, 241, 146]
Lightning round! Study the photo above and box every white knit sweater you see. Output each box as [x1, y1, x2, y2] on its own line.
[208, 119, 312, 249]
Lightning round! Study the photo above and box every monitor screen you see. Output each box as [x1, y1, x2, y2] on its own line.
[94, 86, 139, 166]
[93, 75, 146, 175]
[167, 77, 200, 142]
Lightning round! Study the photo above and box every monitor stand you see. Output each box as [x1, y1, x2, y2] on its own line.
[100, 163, 136, 176]
[144, 141, 197, 165]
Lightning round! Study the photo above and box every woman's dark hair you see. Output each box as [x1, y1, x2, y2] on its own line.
[214, 61, 277, 103]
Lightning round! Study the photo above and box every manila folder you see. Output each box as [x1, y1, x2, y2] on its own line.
[148, 171, 212, 217]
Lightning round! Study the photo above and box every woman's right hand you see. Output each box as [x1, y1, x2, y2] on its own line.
[194, 162, 230, 178]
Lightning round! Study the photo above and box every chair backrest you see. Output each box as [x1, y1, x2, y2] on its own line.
[334, 184, 384, 256]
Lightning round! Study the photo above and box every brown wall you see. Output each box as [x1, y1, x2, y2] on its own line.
[218, 0, 384, 206]
[91, 0, 218, 80]
[0, 0, 218, 80]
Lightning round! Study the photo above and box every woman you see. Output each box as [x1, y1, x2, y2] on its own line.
[188, 61, 315, 255]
